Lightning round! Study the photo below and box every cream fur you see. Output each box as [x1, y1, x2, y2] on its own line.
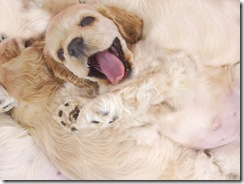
[0, 0, 50, 38]
[84, 0, 240, 66]
[45, 4, 240, 150]
[0, 0, 77, 178]
[0, 1, 240, 180]
[0, 113, 67, 180]
[0, 5, 239, 179]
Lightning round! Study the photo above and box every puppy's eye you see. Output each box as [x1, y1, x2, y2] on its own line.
[80, 17, 95, 27]
[57, 49, 65, 61]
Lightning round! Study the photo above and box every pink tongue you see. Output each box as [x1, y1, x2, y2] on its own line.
[95, 51, 125, 84]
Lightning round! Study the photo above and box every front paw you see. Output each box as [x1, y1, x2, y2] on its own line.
[80, 96, 120, 128]
[52, 95, 119, 132]
[52, 98, 119, 132]
[52, 101, 82, 132]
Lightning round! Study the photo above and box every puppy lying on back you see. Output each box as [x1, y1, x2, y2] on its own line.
[44, 4, 240, 149]
[0, 36, 239, 180]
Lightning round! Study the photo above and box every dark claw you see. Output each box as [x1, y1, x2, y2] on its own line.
[102, 112, 109, 116]
[3, 103, 11, 109]
[61, 121, 66, 126]
[71, 127, 78, 131]
[109, 116, 118, 124]
[72, 109, 80, 120]
[58, 110, 63, 117]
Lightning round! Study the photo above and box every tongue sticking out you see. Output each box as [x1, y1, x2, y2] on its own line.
[95, 50, 125, 84]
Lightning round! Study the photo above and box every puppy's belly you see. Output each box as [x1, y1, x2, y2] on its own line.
[191, 81, 240, 149]
[204, 82, 240, 148]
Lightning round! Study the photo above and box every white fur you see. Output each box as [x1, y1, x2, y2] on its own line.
[85, 0, 240, 66]
[0, 113, 67, 180]
[0, 0, 240, 180]
[0, 0, 51, 38]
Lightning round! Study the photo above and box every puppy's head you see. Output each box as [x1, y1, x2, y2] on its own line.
[45, 4, 143, 89]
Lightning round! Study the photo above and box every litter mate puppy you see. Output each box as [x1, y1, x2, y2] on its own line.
[0, 5, 239, 179]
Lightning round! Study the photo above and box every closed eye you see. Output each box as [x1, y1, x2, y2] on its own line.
[80, 16, 95, 27]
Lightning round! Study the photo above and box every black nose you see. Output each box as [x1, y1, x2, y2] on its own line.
[68, 37, 85, 57]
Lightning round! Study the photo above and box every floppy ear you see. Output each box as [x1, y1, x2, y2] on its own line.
[96, 6, 143, 44]
[43, 48, 99, 97]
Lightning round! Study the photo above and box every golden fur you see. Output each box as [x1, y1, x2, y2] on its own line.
[44, 4, 240, 149]
[44, 4, 142, 91]
[0, 4, 239, 179]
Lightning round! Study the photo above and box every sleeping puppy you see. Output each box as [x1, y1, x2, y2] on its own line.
[83, 0, 240, 67]
[0, 4, 238, 179]
[0, 37, 239, 180]
[44, 4, 240, 150]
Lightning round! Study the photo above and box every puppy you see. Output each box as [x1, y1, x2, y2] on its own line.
[45, 4, 240, 149]
[0, 5, 239, 179]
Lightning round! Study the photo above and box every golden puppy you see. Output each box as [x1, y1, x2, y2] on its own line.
[44, 4, 239, 149]
[0, 5, 239, 179]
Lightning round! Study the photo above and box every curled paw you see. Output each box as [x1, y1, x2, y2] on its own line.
[88, 110, 118, 126]
[0, 85, 18, 112]
[79, 98, 120, 128]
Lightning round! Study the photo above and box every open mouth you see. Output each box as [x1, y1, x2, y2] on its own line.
[87, 37, 131, 84]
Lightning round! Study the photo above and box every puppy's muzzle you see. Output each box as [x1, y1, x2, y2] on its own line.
[68, 37, 85, 58]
